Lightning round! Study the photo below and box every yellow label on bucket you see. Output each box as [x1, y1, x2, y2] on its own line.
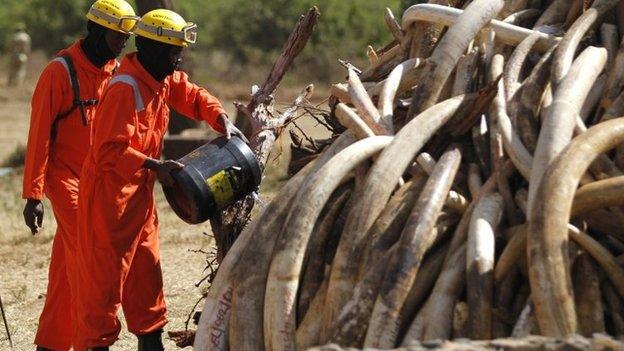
[206, 170, 235, 207]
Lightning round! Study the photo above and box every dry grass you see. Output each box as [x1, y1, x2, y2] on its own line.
[0, 49, 331, 350]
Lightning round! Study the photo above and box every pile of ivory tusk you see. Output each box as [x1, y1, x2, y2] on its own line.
[193, 1, 624, 350]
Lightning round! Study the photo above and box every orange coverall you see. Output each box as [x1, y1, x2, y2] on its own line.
[22, 40, 118, 351]
[73, 52, 226, 349]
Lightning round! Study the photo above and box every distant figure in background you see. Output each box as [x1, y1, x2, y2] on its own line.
[7, 23, 31, 86]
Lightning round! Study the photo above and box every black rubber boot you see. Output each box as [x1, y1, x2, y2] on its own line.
[137, 329, 164, 351]
[35, 347, 53, 351]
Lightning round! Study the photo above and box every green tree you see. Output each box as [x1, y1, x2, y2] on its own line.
[2, 0, 406, 82]
[174, 0, 401, 81]
[23, 0, 88, 55]
[0, 0, 27, 51]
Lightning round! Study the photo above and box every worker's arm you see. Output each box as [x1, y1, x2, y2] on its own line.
[23, 199, 43, 235]
[91, 85, 149, 182]
[94, 84, 184, 185]
[168, 71, 246, 141]
[143, 158, 183, 186]
[22, 61, 67, 199]
[22, 61, 68, 234]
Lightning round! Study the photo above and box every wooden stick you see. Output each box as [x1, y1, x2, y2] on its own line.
[240, 8, 319, 118]
[211, 7, 319, 261]
[0, 292, 11, 349]
[384, 8, 404, 43]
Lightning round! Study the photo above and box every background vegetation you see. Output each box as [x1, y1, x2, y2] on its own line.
[0, 0, 423, 83]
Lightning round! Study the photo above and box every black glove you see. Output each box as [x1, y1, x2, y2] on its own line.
[23, 198, 44, 235]
[144, 158, 184, 187]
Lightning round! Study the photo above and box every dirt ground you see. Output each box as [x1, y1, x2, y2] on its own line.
[0, 51, 331, 350]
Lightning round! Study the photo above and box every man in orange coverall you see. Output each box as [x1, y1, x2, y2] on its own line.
[21, 1, 138, 350]
[72, 9, 245, 351]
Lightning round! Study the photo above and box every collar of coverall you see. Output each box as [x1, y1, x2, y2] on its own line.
[118, 52, 165, 94]
[57, 40, 118, 75]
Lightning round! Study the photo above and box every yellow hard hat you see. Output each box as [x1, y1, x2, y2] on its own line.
[134, 9, 197, 47]
[85, 0, 139, 34]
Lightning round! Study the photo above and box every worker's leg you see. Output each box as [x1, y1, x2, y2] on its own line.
[16, 58, 27, 86]
[34, 222, 72, 351]
[7, 62, 16, 86]
[34, 182, 79, 351]
[122, 209, 167, 336]
[7, 55, 24, 86]
[72, 192, 145, 350]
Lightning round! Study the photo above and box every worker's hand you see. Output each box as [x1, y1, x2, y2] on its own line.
[217, 114, 249, 143]
[154, 160, 184, 187]
[23, 199, 44, 235]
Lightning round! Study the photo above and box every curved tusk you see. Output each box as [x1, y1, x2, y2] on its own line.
[492, 58, 533, 181]
[377, 62, 404, 133]
[194, 132, 357, 351]
[264, 136, 393, 351]
[348, 69, 389, 134]
[402, 4, 560, 53]
[367, 57, 423, 98]
[504, 32, 542, 104]
[527, 46, 607, 215]
[571, 176, 624, 217]
[503, 9, 541, 26]
[466, 193, 504, 339]
[335, 103, 375, 139]
[406, 1, 505, 117]
[551, 0, 621, 85]
[528, 117, 624, 336]
[384, 7, 404, 43]
[321, 93, 475, 341]
[533, 0, 574, 28]
[365, 148, 462, 348]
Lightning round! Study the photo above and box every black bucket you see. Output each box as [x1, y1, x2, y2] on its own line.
[163, 136, 261, 224]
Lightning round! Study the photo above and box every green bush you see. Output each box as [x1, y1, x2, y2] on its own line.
[176, 0, 402, 81]
[2, 0, 406, 82]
